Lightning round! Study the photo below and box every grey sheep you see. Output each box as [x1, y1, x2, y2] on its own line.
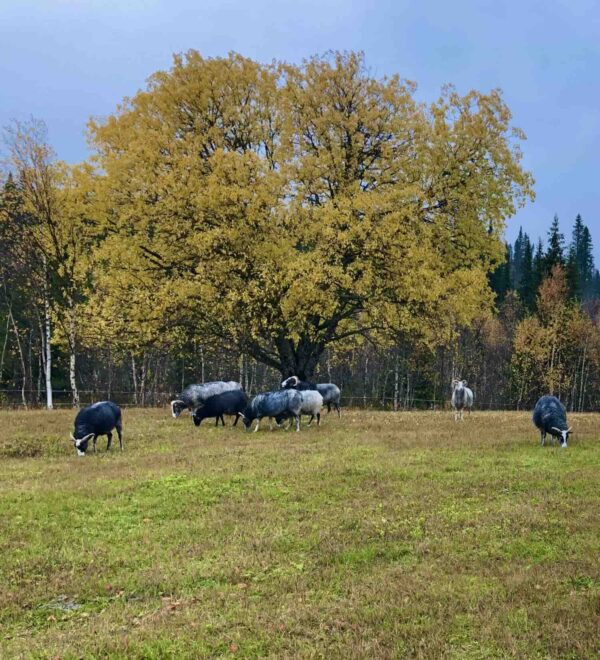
[241, 389, 303, 432]
[171, 381, 242, 418]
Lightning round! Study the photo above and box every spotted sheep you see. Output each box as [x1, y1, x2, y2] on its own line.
[170, 381, 242, 419]
[281, 376, 341, 417]
[532, 395, 572, 448]
[241, 389, 303, 432]
[451, 379, 473, 421]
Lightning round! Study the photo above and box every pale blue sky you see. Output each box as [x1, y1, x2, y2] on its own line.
[2, 0, 599, 259]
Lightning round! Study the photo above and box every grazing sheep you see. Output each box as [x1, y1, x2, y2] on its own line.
[316, 383, 341, 417]
[192, 390, 248, 427]
[276, 389, 323, 427]
[451, 379, 474, 421]
[70, 401, 123, 456]
[171, 381, 242, 418]
[281, 375, 341, 417]
[241, 389, 303, 433]
[533, 395, 572, 448]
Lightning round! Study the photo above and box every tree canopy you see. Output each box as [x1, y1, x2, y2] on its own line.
[85, 51, 533, 377]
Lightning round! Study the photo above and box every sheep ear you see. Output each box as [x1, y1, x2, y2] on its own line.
[567, 427, 572, 433]
[70, 433, 76, 443]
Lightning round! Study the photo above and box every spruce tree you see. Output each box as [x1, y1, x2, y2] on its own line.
[489, 242, 512, 302]
[511, 227, 524, 289]
[532, 238, 544, 301]
[579, 225, 595, 298]
[518, 235, 535, 310]
[545, 214, 565, 275]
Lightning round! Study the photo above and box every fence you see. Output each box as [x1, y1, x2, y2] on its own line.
[0, 389, 541, 411]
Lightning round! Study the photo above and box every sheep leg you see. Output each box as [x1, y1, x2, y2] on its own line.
[540, 431, 545, 446]
[233, 413, 240, 426]
[254, 418, 261, 433]
[93, 435, 98, 454]
[106, 432, 112, 451]
[317, 412, 321, 426]
[295, 415, 300, 432]
[117, 424, 123, 451]
[327, 403, 332, 414]
[336, 404, 341, 418]
[307, 414, 314, 427]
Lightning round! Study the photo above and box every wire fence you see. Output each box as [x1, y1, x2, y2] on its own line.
[0, 388, 562, 412]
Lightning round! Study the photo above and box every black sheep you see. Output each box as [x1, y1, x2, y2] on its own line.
[532, 395, 572, 448]
[70, 401, 123, 456]
[192, 390, 248, 427]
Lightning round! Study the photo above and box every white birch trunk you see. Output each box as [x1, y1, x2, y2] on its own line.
[43, 289, 53, 409]
[68, 305, 79, 407]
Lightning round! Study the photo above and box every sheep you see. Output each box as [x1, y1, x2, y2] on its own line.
[241, 389, 303, 432]
[170, 381, 242, 418]
[316, 383, 341, 417]
[533, 395, 572, 448]
[451, 379, 474, 421]
[192, 390, 248, 427]
[276, 389, 323, 428]
[70, 401, 123, 456]
[281, 375, 341, 417]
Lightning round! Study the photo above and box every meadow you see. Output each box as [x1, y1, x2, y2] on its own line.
[0, 408, 599, 658]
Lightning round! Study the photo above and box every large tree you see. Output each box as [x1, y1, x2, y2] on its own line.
[89, 51, 533, 379]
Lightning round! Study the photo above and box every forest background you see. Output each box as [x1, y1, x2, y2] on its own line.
[2, 51, 599, 412]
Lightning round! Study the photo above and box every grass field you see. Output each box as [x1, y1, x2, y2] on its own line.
[0, 408, 599, 658]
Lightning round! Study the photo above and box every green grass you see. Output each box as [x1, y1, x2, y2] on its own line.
[0, 408, 599, 658]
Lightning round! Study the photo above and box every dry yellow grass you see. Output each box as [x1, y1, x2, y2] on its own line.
[0, 408, 599, 658]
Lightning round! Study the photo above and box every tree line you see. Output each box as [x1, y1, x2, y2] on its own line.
[2, 51, 598, 410]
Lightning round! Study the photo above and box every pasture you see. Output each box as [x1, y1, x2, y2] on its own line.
[0, 408, 599, 658]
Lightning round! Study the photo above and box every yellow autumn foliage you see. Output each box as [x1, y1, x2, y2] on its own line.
[87, 51, 533, 377]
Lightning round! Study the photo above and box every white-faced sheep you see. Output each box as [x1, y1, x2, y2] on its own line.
[533, 395, 572, 448]
[451, 379, 474, 421]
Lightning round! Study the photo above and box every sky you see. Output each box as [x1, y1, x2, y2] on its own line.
[1, 0, 599, 261]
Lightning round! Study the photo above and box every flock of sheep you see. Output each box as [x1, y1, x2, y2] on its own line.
[68, 376, 573, 456]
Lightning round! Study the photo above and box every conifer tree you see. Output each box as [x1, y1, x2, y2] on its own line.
[518, 235, 535, 310]
[544, 214, 565, 275]
[532, 238, 545, 297]
[511, 227, 525, 289]
[489, 243, 511, 302]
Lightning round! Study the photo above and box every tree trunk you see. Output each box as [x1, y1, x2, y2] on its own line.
[275, 335, 324, 381]
[0, 313, 9, 383]
[43, 275, 53, 410]
[68, 306, 79, 407]
[393, 351, 400, 412]
[131, 353, 138, 405]
[7, 307, 28, 409]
